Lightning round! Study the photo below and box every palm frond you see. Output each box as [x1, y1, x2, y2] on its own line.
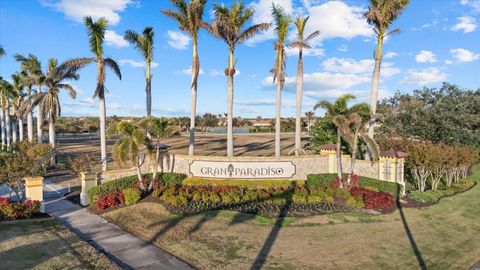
[103, 58, 122, 80]
[236, 23, 271, 45]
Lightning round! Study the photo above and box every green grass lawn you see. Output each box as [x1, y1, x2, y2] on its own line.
[0, 218, 119, 270]
[103, 165, 480, 269]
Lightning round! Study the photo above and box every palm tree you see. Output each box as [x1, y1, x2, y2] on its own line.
[111, 121, 147, 191]
[61, 16, 122, 171]
[163, 0, 208, 156]
[124, 27, 154, 116]
[288, 16, 319, 156]
[211, 1, 270, 157]
[11, 72, 25, 143]
[26, 58, 78, 164]
[364, 0, 409, 150]
[305, 111, 314, 131]
[271, 4, 291, 158]
[14, 54, 43, 142]
[139, 117, 175, 191]
[0, 78, 13, 151]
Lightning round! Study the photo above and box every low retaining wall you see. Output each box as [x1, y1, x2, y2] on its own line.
[100, 152, 404, 187]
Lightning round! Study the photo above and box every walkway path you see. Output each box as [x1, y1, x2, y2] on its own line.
[45, 185, 194, 270]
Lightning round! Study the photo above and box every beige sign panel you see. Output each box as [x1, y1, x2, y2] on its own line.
[189, 160, 296, 179]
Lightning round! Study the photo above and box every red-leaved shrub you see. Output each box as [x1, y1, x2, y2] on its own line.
[96, 192, 125, 211]
[350, 187, 394, 209]
[0, 199, 40, 219]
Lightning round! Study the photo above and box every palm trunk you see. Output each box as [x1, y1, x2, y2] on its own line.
[136, 159, 146, 191]
[0, 105, 5, 151]
[12, 118, 17, 144]
[146, 63, 152, 116]
[226, 48, 234, 157]
[350, 132, 359, 176]
[18, 118, 23, 142]
[149, 143, 160, 191]
[189, 40, 199, 156]
[99, 97, 107, 171]
[5, 110, 11, 151]
[367, 35, 383, 159]
[336, 130, 343, 178]
[275, 78, 282, 158]
[37, 106, 43, 143]
[49, 109, 56, 166]
[294, 49, 303, 156]
[27, 111, 33, 142]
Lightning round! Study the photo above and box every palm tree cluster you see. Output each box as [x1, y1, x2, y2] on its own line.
[0, 0, 409, 171]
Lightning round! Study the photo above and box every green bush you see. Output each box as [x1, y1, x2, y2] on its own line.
[88, 175, 138, 204]
[123, 188, 142, 206]
[410, 180, 475, 203]
[159, 173, 187, 185]
[306, 173, 403, 197]
[306, 174, 337, 189]
[183, 178, 305, 189]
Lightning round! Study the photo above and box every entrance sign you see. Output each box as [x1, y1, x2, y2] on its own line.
[189, 160, 296, 179]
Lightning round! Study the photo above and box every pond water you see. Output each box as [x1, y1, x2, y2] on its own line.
[209, 129, 250, 134]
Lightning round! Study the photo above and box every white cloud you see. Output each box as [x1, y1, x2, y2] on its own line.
[460, 0, 480, 13]
[321, 57, 400, 77]
[41, 0, 131, 25]
[401, 68, 447, 85]
[236, 98, 296, 107]
[450, 16, 477, 33]
[449, 48, 480, 62]
[415, 50, 438, 63]
[167, 30, 191, 50]
[176, 66, 205, 76]
[445, 60, 453, 65]
[411, 19, 439, 31]
[105, 30, 129, 47]
[118, 59, 159, 68]
[384, 52, 398, 59]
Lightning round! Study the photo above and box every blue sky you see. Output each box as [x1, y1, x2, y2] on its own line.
[0, 0, 479, 118]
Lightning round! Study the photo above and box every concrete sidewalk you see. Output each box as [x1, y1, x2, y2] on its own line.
[45, 198, 194, 270]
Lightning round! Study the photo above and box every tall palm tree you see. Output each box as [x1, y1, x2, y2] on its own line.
[0, 78, 13, 150]
[163, 0, 208, 156]
[61, 16, 122, 171]
[14, 54, 43, 142]
[364, 0, 409, 150]
[211, 1, 270, 157]
[26, 59, 78, 164]
[288, 16, 319, 156]
[124, 27, 155, 116]
[11, 72, 25, 143]
[271, 4, 291, 158]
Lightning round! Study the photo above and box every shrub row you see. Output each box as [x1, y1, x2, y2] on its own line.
[0, 198, 41, 220]
[88, 172, 186, 204]
[183, 178, 305, 189]
[350, 187, 395, 209]
[307, 174, 402, 196]
[96, 192, 125, 211]
[409, 180, 475, 203]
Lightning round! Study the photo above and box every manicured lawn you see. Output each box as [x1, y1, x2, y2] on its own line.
[103, 165, 480, 269]
[0, 218, 119, 269]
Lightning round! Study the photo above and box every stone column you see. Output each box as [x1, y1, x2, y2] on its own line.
[319, 147, 336, 174]
[25, 176, 44, 213]
[379, 152, 407, 196]
[80, 172, 98, 206]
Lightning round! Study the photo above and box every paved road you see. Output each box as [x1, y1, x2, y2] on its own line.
[44, 181, 194, 270]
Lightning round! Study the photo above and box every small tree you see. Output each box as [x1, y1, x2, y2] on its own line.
[110, 121, 147, 191]
[139, 117, 176, 191]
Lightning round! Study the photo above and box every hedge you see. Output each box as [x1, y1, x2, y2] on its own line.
[87, 172, 187, 204]
[182, 178, 305, 189]
[306, 173, 403, 197]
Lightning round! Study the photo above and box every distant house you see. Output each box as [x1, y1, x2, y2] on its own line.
[250, 119, 272, 127]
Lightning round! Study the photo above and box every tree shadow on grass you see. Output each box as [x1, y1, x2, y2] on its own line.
[396, 197, 426, 270]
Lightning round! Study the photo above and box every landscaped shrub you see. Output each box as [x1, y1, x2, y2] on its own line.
[159, 173, 187, 185]
[409, 180, 475, 203]
[346, 196, 365, 208]
[123, 188, 142, 206]
[183, 178, 305, 189]
[307, 174, 402, 196]
[0, 199, 40, 219]
[96, 192, 125, 211]
[306, 173, 336, 188]
[350, 187, 394, 209]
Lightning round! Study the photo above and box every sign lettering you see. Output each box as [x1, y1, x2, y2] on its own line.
[189, 160, 296, 179]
